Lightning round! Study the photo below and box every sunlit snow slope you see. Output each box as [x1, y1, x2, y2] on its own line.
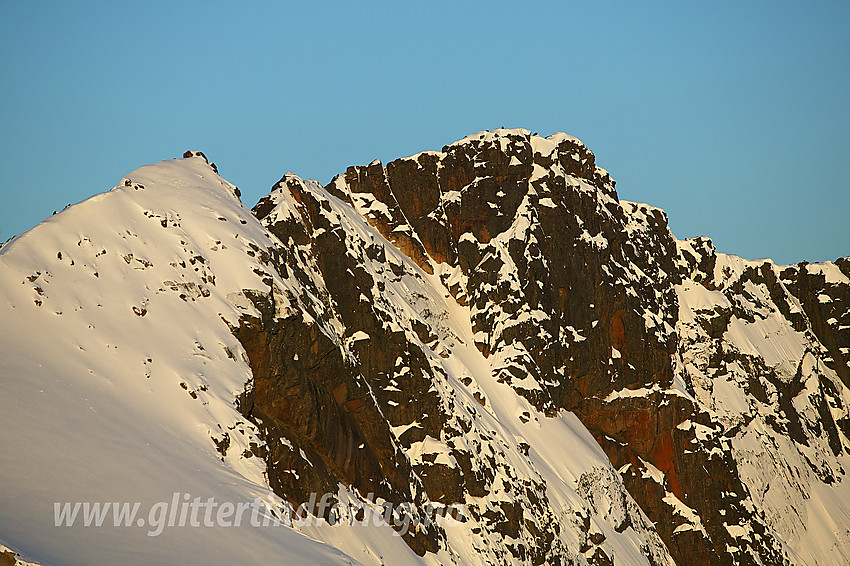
[0, 157, 390, 565]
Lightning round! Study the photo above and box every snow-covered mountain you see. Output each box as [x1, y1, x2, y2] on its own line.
[1, 131, 848, 566]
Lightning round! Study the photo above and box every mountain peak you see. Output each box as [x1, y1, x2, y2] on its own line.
[182, 149, 219, 175]
[2, 132, 849, 566]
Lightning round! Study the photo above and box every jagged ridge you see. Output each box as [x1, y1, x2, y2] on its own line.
[1, 130, 848, 566]
[248, 128, 850, 565]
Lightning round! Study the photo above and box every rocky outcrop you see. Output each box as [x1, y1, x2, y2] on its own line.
[229, 128, 850, 565]
[778, 260, 850, 387]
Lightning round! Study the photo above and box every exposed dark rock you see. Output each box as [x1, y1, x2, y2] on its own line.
[226, 129, 849, 564]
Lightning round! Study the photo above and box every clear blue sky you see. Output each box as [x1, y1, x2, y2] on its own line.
[1, 1, 847, 264]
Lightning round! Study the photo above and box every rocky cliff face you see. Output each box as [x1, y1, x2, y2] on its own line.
[1, 130, 847, 566]
[239, 129, 850, 565]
